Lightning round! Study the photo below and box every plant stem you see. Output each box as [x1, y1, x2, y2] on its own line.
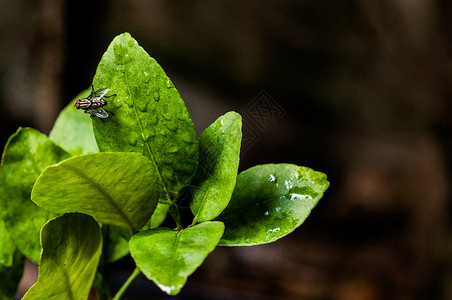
[112, 267, 142, 300]
[168, 203, 183, 230]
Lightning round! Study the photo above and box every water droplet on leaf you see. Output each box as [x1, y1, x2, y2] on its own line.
[166, 78, 174, 89]
[128, 135, 138, 146]
[143, 72, 150, 83]
[165, 121, 178, 131]
[268, 174, 276, 182]
[124, 95, 133, 107]
[137, 101, 147, 112]
[128, 39, 136, 47]
[167, 145, 179, 153]
[153, 91, 160, 102]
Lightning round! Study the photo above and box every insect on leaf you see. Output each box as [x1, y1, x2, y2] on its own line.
[91, 32, 199, 205]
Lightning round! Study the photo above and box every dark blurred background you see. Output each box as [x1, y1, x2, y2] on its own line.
[1, 1, 451, 299]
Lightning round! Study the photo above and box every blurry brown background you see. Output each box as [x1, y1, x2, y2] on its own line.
[1, 1, 451, 299]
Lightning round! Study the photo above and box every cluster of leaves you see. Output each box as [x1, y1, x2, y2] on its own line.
[0, 33, 329, 299]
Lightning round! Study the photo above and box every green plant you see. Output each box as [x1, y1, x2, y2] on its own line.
[0, 32, 329, 299]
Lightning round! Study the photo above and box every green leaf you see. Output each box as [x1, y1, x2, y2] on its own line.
[0, 219, 16, 267]
[49, 88, 98, 155]
[143, 203, 169, 230]
[91, 32, 198, 205]
[190, 112, 242, 223]
[0, 128, 71, 263]
[23, 213, 102, 300]
[31, 152, 160, 233]
[217, 164, 329, 246]
[0, 250, 25, 300]
[129, 221, 224, 295]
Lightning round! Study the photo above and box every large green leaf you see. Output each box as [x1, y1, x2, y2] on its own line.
[0, 250, 25, 300]
[217, 164, 329, 246]
[23, 213, 102, 300]
[49, 88, 98, 155]
[0, 128, 71, 263]
[190, 112, 242, 223]
[129, 221, 224, 295]
[91, 32, 198, 205]
[31, 152, 160, 233]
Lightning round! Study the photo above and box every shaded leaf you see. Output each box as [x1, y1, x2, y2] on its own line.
[190, 112, 241, 223]
[23, 213, 102, 300]
[0, 250, 25, 300]
[217, 164, 329, 246]
[31, 152, 160, 233]
[91, 32, 198, 205]
[129, 221, 224, 295]
[0, 219, 16, 267]
[0, 128, 70, 263]
[101, 225, 132, 264]
[49, 88, 98, 155]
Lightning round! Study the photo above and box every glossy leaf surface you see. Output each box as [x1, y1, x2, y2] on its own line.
[91, 32, 198, 205]
[23, 213, 102, 300]
[129, 221, 224, 295]
[31, 152, 159, 233]
[49, 88, 98, 155]
[0, 128, 70, 262]
[217, 164, 329, 246]
[190, 112, 242, 223]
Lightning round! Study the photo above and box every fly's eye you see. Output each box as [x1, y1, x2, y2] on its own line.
[75, 100, 80, 109]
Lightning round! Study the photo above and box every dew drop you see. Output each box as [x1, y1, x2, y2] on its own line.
[162, 111, 172, 121]
[284, 179, 293, 189]
[143, 72, 150, 83]
[268, 174, 276, 182]
[137, 101, 147, 112]
[165, 120, 178, 132]
[123, 53, 131, 64]
[128, 135, 138, 146]
[167, 145, 180, 153]
[166, 78, 174, 89]
[153, 91, 160, 102]
[124, 96, 133, 107]
[113, 98, 122, 109]
[289, 193, 312, 201]
[267, 228, 280, 234]
[128, 39, 136, 47]
[113, 44, 124, 65]
[179, 131, 194, 144]
[144, 130, 155, 142]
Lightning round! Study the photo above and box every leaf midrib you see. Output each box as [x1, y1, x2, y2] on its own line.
[119, 41, 172, 205]
[62, 164, 137, 232]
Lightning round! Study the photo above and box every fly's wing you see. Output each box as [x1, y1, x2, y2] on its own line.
[94, 108, 109, 119]
[92, 88, 109, 100]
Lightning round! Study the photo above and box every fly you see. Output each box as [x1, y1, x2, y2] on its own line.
[75, 85, 116, 118]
